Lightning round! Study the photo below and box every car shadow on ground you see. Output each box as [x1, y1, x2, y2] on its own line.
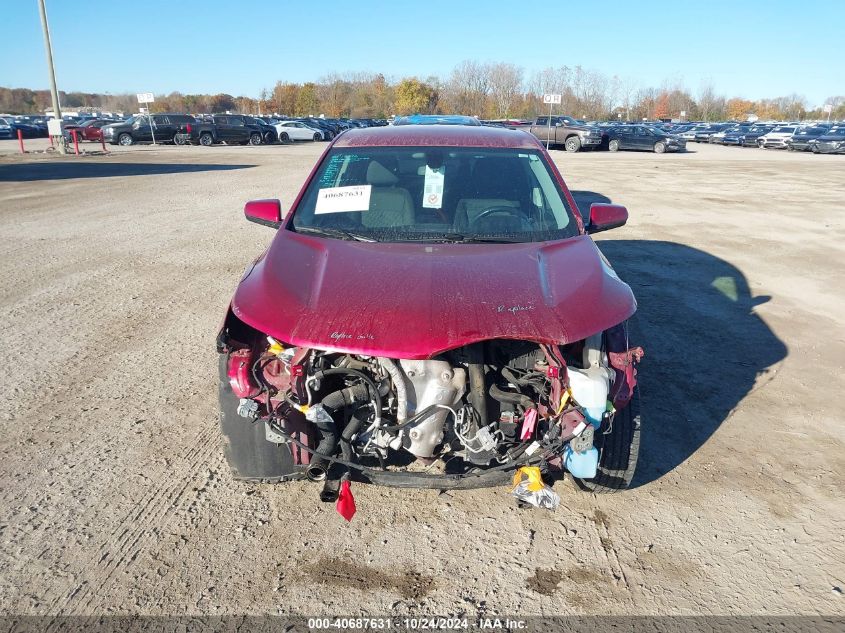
[596, 238, 787, 489]
[0, 162, 256, 182]
[570, 190, 611, 220]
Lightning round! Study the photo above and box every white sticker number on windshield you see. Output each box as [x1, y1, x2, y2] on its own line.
[422, 166, 445, 209]
[315, 185, 372, 214]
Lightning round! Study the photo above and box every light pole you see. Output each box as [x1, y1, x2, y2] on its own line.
[37, 0, 65, 153]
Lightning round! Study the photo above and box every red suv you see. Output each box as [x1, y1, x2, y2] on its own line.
[217, 125, 643, 497]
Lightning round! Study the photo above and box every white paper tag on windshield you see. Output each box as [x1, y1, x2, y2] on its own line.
[422, 166, 445, 209]
[315, 185, 371, 214]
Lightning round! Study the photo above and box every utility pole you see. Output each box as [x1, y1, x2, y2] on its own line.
[37, 0, 65, 153]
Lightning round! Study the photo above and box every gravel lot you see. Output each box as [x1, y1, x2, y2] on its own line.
[0, 139, 843, 617]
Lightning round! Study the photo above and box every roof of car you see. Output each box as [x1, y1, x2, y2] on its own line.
[332, 124, 542, 149]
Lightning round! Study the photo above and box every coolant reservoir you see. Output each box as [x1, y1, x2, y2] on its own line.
[567, 366, 611, 427]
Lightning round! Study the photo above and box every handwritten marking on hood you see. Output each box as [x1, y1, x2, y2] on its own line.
[496, 304, 535, 315]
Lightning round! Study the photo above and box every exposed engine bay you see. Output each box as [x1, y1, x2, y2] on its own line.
[222, 319, 642, 489]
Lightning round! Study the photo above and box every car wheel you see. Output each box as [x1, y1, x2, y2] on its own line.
[564, 136, 581, 152]
[118, 133, 134, 146]
[575, 388, 641, 493]
[173, 133, 186, 145]
[653, 141, 666, 154]
[199, 132, 213, 147]
[313, 132, 321, 141]
[249, 132, 262, 145]
[263, 131, 275, 145]
[217, 354, 305, 481]
[280, 132, 290, 144]
[608, 139, 620, 152]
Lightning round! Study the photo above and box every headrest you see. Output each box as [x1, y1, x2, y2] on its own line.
[366, 160, 398, 186]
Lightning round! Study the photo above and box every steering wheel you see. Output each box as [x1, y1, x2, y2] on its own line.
[471, 205, 523, 224]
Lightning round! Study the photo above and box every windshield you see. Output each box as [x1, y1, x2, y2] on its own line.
[827, 128, 845, 137]
[290, 147, 579, 243]
[772, 126, 795, 133]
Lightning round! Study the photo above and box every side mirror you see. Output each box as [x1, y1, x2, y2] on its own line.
[244, 199, 283, 229]
[587, 203, 628, 233]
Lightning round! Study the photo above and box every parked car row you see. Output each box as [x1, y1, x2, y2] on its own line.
[0, 111, 388, 147]
[0, 115, 50, 139]
[666, 121, 844, 154]
[98, 113, 388, 147]
[501, 117, 683, 153]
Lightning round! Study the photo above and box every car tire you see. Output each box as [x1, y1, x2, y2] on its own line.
[280, 132, 290, 144]
[564, 136, 581, 152]
[653, 141, 666, 154]
[118, 133, 134, 146]
[199, 132, 214, 147]
[173, 133, 185, 145]
[218, 354, 305, 482]
[263, 131, 275, 145]
[249, 132, 262, 146]
[811, 146, 819, 154]
[608, 139, 620, 152]
[575, 388, 641, 493]
[313, 132, 321, 141]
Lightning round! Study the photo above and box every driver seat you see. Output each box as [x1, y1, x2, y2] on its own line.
[454, 158, 526, 231]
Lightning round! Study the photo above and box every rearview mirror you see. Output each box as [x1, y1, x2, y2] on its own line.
[244, 199, 283, 229]
[587, 203, 628, 233]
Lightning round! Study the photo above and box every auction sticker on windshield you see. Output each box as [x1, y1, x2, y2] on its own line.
[315, 185, 372, 214]
[422, 165, 445, 209]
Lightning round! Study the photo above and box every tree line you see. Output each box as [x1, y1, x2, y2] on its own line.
[2, 60, 842, 121]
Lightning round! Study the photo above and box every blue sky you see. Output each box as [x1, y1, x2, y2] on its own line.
[1, 0, 842, 107]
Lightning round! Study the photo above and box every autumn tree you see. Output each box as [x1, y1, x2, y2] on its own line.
[726, 98, 755, 121]
[272, 82, 299, 116]
[296, 83, 318, 116]
[394, 77, 438, 115]
[654, 92, 670, 119]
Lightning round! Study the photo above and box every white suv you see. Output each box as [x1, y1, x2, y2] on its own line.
[758, 125, 798, 149]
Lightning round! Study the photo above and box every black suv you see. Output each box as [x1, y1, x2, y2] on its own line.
[187, 114, 263, 146]
[102, 113, 196, 146]
[242, 116, 277, 144]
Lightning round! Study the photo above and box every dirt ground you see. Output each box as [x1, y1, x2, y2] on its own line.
[0, 139, 842, 617]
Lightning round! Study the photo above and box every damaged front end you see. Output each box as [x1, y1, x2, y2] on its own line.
[218, 311, 643, 492]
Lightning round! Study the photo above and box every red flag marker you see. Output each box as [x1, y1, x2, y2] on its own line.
[336, 480, 356, 521]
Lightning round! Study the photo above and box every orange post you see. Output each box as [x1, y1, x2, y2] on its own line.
[72, 129, 80, 155]
[17, 129, 25, 154]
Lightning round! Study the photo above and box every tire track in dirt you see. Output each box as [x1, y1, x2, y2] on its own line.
[45, 422, 220, 615]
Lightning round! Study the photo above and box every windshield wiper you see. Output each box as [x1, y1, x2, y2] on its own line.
[398, 232, 527, 244]
[295, 226, 376, 242]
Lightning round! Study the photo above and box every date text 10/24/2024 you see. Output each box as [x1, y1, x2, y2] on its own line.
[307, 617, 527, 630]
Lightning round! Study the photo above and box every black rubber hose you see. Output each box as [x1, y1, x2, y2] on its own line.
[315, 367, 382, 420]
[467, 345, 487, 426]
[489, 383, 535, 411]
[501, 366, 545, 388]
[308, 382, 371, 480]
[339, 405, 369, 462]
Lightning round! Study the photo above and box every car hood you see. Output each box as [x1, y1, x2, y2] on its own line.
[231, 232, 636, 359]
